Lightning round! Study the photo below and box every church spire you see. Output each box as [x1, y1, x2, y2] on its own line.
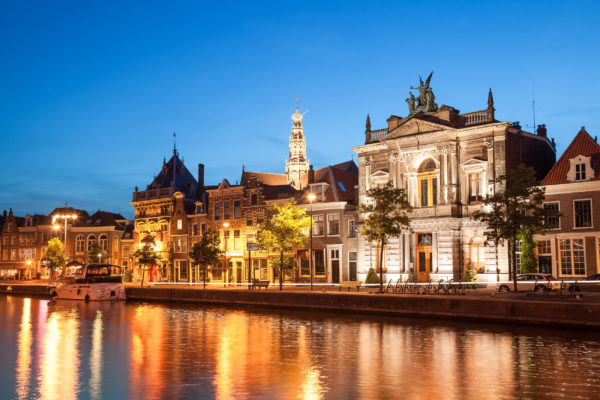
[286, 100, 309, 189]
[366, 114, 371, 132]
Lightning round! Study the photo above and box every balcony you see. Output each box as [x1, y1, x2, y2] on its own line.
[133, 187, 176, 202]
[364, 128, 389, 144]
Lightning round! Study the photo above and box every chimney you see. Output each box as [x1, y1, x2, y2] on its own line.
[512, 121, 521, 130]
[308, 165, 315, 184]
[198, 163, 205, 200]
[536, 124, 547, 137]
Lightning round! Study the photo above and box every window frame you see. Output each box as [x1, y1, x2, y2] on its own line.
[573, 199, 592, 229]
[327, 213, 340, 236]
[543, 201, 560, 230]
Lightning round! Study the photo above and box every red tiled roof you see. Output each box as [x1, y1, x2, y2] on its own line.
[298, 163, 358, 204]
[243, 171, 288, 186]
[542, 127, 600, 185]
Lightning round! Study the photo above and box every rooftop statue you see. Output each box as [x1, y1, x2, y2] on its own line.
[406, 72, 438, 115]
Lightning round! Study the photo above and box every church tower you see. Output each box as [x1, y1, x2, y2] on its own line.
[285, 104, 309, 189]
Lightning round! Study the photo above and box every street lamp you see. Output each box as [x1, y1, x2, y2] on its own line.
[26, 260, 31, 280]
[223, 222, 229, 287]
[307, 193, 316, 291]
[52, 214, 77, 260]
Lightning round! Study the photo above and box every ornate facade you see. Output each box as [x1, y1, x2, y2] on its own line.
[353, 76, 556, 283]
[285, 105, 310, 189]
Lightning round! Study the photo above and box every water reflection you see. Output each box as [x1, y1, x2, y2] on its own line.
[3, 296, 600, 400]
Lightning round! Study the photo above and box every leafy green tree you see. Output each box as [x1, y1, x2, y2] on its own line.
[87, 241, 103, 263]
[473, 164, 558, 292]
[461, 265, 478, 282]
[133, 233, 161, 287]
[364, 267, 379, 285]
[518, 229, 538, 274]
[42, 237, 66, 279]
[257, 201, 311, 290]
[189, 229, 223, 289]
[269, 257, 295, 282]
[358, 183, 413, 292]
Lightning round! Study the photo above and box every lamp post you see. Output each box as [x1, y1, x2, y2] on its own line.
[26, 260, 31, 280]
[307, 193, 316, 291]
[52, 213, 77, 260]
[223, 222, 229, 287]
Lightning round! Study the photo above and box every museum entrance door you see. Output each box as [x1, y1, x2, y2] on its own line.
[416, 233, 432, 282]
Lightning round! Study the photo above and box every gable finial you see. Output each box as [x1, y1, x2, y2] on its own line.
[488, 88, 494, 109]
[366, 114, 371, 132]
[173, 132, 177, 156]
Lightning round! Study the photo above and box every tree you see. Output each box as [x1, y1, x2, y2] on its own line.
[364, 267, 379, 285]
[189, 229, 223, 290]
[257, 201, 311, 290]
[518, 229, 538, 274]
[358, 184, 413, 292]
[87, 241, 103, 263]
[42, 237, 66, 280]
[132, 233, 161, 287]
[473, 164, 558, 292]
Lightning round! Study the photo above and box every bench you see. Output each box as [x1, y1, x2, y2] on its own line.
[338, 281, 362, 292]
[249, 280, 270, 290]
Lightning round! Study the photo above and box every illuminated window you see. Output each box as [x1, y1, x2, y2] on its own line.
[468, 172, 481, 203]
[174, 236, 187, 253]
[560, 239, 586, 276]
[87, 235, 96, 251]
[233, 230, 240, 250]
[76, 235, 85, 253]
[418, 159, 437, 207]
[99, 234, 108, 251]
[327, 214, 340, 235]
[177, 219, 183, 230]
[469, 236, 485, 272]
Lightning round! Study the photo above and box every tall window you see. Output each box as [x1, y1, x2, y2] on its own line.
[544, 202, 560, 229]
[348, 220, 356, 238]
[214, 202, 220, 220]
[560, 239, 586, 276]
[314, 250, 325, 276]
[469, 236, 485, 272]
[76, 235, 84, 253]
[99, 234, 108, 251]
[576, 163, 586, 181]
[468, 172, 481, 203]
[327, 214, 340, 235]
[174, 236, 187, 253]
[123, 246, 130, 258]
[87, 235, 96, 252]
[193, 224, 198, 236]
[348, 251, 358, 281]
[224, 201, 230, 219]
[418, 159, 437, 207]
[233, 230, 240, 250]
[251, 194, 258, 205]
[234, 201, 241, 219]
[298, 250, 310, 276]
[574, 200, 592, 228]
[313, 215, 324, 236]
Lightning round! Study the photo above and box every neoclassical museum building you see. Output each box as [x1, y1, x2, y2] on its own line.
[352, 75, 556, 283]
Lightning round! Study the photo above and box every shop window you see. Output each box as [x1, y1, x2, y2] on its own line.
[560, 239, 586, 276]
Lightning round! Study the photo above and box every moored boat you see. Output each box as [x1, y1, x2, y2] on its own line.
[52, 263, 126, 301]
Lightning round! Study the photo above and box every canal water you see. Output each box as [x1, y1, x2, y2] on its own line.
[0, 296, 599, 400]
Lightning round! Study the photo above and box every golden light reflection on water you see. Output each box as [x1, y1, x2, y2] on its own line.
[89, 310, 103, 400]
[3, 297, 600, 399]
[16, 298, 32, 400]
[38, 308, 81, 400]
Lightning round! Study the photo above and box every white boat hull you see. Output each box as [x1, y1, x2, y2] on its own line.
[54, 282, 126, 301]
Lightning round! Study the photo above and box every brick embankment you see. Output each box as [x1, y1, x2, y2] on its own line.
[126, 287, 600, 329]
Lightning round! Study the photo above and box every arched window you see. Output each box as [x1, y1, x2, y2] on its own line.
[469, 236, 485, 272]
[76, 235, 84, 253]
[418, 159, 437, 207]
[87, 235, 96, 251]
[99, 234, 108, 251]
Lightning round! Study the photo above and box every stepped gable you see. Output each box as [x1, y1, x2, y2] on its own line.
[542, 127, 600, 185]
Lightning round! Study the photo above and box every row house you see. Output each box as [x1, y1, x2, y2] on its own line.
[534, 127, 600, 279]
[0, 207, 129, 279]
[352, 78, 556, 283]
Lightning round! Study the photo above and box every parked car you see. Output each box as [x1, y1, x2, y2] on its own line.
[569, 274, 600, 293]
[497, 273, 558, 293]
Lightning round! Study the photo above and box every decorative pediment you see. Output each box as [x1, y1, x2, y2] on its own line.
[371, 169, 390, 184]
[383, 118, 451, 140]
[217, 179, 231, 189]
[460, 157, 488, 172]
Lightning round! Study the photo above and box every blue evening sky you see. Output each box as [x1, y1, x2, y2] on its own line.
[1, 1, 599, 219]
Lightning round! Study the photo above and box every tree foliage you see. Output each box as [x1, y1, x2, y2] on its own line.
[358, 184, 413, 292]
[518, 229, 538, 274]
[87, 241, 103, 263]
[473, 164, 558, 291]
[132, 233, 161, 287]
[257, 201, 310, 290]
[42, 237, 66, 278]
[364, 267, 379, 284]
[189, 229, 223, 289]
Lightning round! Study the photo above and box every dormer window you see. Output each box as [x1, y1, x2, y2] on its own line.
[576, 163, 586, 181]
[309, 183, 328, 202]
[568, 155, 594, 182]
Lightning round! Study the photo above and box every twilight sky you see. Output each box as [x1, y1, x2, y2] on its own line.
[1, 1, 599, 219]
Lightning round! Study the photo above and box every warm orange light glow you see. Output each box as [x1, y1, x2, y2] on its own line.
[223, 222, 229, 228]
[53, 224, 60, 230]
[26, 260, 31, 266]
[307, 193, 316, 202]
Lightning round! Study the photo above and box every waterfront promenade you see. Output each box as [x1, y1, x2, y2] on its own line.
[1, 280, 599, 330]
